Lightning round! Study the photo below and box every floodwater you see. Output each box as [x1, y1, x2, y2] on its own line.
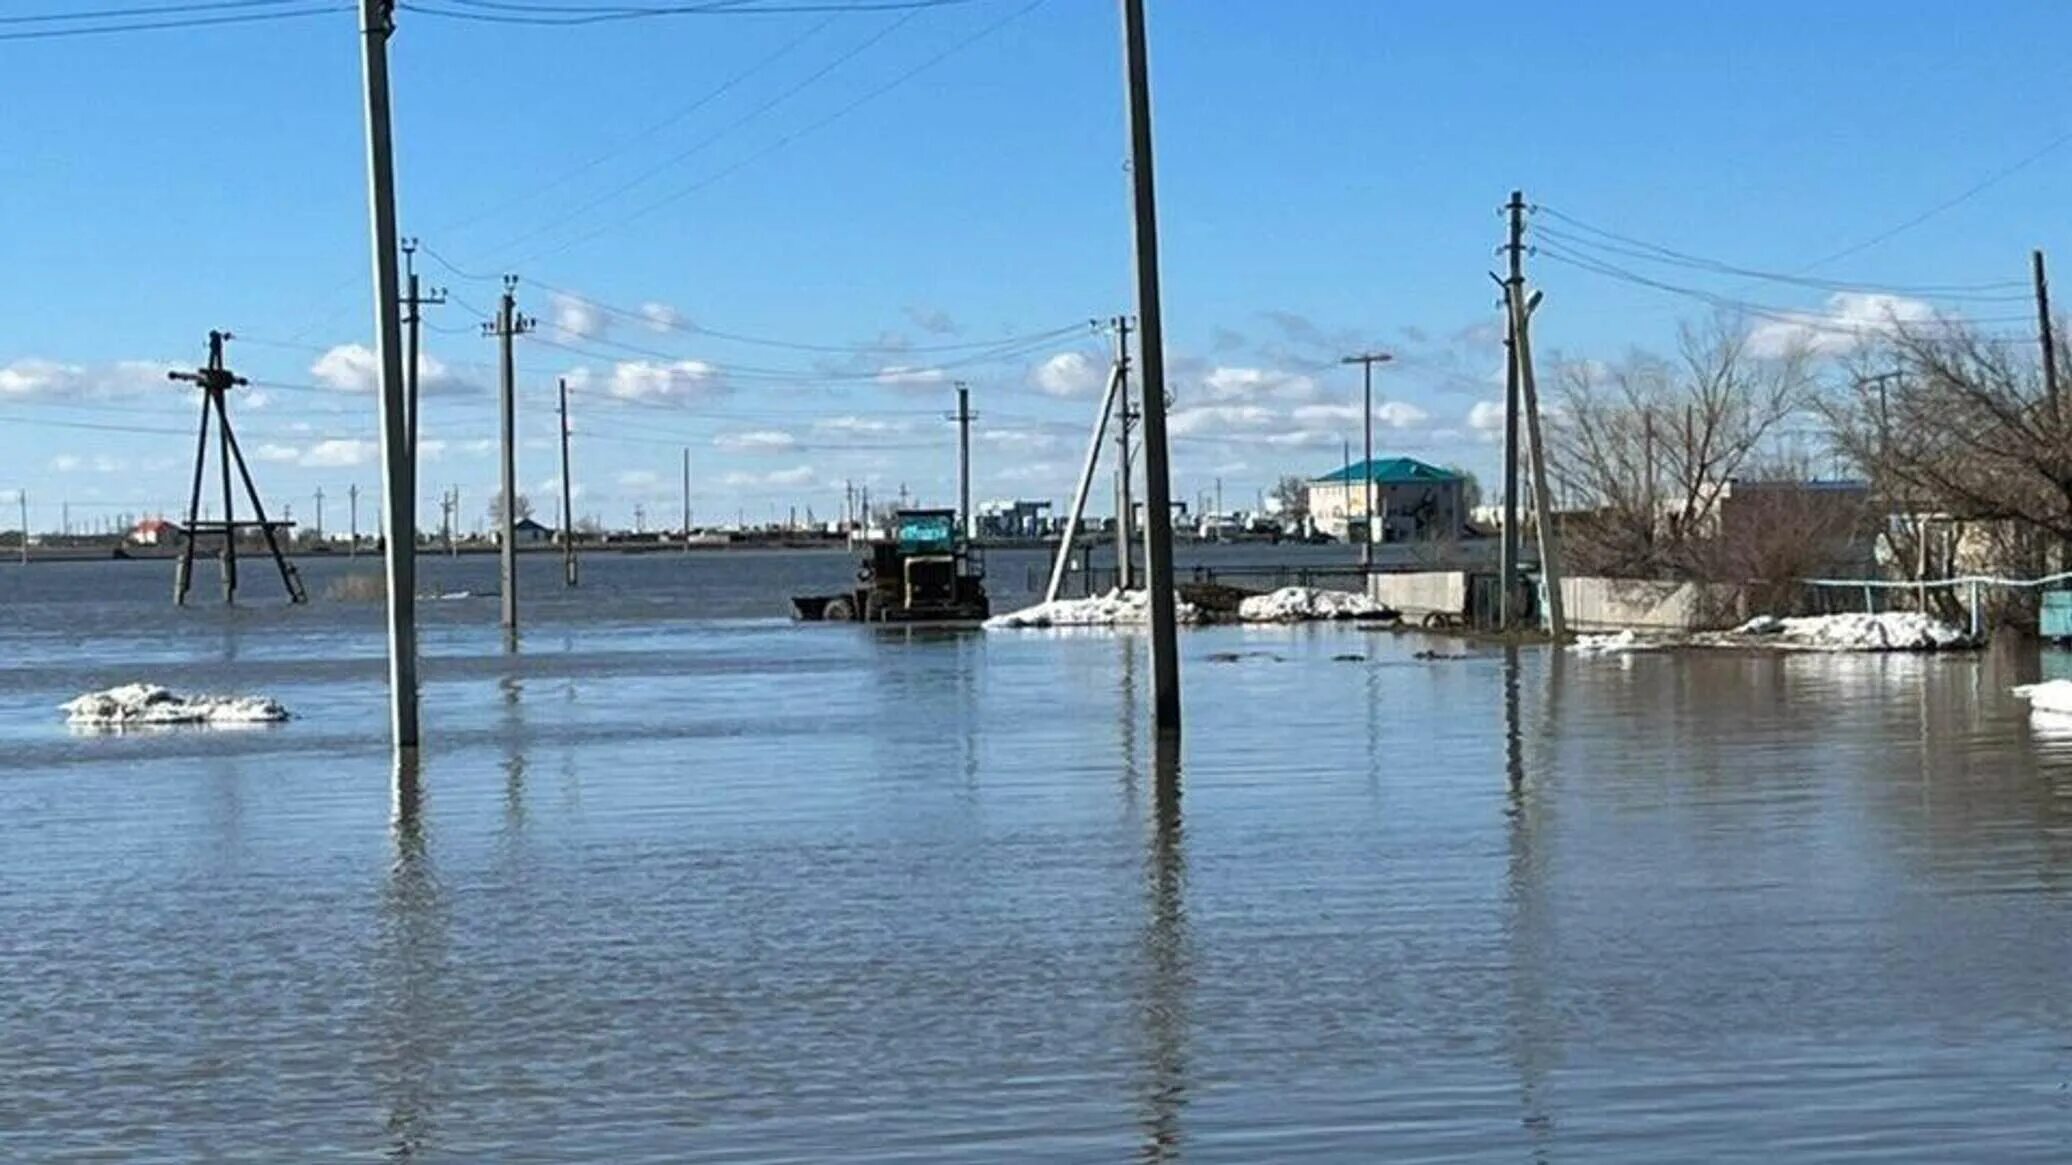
[4, 550, 2072, 1161]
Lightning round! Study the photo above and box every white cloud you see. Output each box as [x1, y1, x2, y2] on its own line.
[713, 429, 797, 453]
[1288, 401, 1431, 429]
[617, 470, 662, 492]
[309, 344, 475, 396]
[721, 466, 815, 488]
[639, 302, 684, 332]
[552, 294, 610, 341]
[50, 455, 81, 471]
[256, 443, 301, 463]
[302, 439, 378, 468]
[1746, 292, 1937, 358]
[980, 427, 1063, 453]
[1200, 366, 1318, 402]
[1033, 351, 1104, 398]
[875, 365, 947, 390]
[1, 357, 171, 400]
[1467, 400, 1506, 440]
[815, 415, 916, 436]
[602, 359, 725, 402]
[1168, 404, 1277, 437]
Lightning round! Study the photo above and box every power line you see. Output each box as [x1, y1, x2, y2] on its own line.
[518, 0, 1049, 263]
[401, 0, 977, 24]
[0, 0, 314, 25]
[0, 3, 338, 41]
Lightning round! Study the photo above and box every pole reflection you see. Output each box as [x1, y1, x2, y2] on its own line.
[499, 672, 527, 835]
[1503, 646, 1555, 1161]
[1137, 734, 1189, 1161]
[380, 749, 448, 1161]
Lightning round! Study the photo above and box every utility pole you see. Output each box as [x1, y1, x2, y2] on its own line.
[680, 445, 692, 553]
[16, 491, 25, 565]
[170, 331, 305, 606]
[1119, 0, 1182, 739]
[560, 378, 579, 586]
[1500, 189, 1566, 637]
[401, 239, 445, 459]
[950, 382, 975, 541]
[360, 0, 418, 749]
[484, 275, 534, 633]
[1341, 352, 1393, 571]
[2037, 249, 2060, 418]
[314, 487, 325, 544]
[1113, 316, 1137, 590]
[1498, 193, 1527, 632]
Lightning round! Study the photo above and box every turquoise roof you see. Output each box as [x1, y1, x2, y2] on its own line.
[1312, 457, 1463, 486]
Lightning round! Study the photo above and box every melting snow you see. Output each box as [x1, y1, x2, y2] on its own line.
[2014, 680, 2072, 716]
[63, 683, 290, 728]
[1237, 586, 1396, 623]
[1732, 612, 1970, 651]
[985, 590, 1203, 629]
[1568, 630, 1663, 655]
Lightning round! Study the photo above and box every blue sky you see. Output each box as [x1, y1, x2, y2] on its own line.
[3, 0, 2070, 532]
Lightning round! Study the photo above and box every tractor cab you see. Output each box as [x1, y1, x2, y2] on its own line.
[793, 508, 990, 623]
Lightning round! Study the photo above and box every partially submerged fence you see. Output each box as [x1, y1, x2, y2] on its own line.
[1799, 571, 2072, 638]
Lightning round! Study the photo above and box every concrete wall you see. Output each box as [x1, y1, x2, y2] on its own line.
[1561, 577, 1747, 631]
[1370, 571, 1469, 617]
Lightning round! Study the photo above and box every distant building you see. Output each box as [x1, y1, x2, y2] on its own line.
[502, 517, 555, 545]
[129, 517, 180, 546]
[1308, 458, 1468, 542]
[978, 499, 1053, 540]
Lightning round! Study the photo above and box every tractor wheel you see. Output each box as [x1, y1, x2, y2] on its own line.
[823, 596, 856, 621]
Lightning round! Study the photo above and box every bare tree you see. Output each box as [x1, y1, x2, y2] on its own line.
[1548, 316, 1815, 577]
[1269, 474, 1310, 521]
[486, 491, 534, 526]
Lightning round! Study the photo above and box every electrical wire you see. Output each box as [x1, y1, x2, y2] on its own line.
[400, 0, 976, 26]
[0, 2, 339, 41]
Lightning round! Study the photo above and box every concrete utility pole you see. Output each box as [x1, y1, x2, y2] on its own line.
[1341, 352, 1393, 571]
[401, 239, 445, 459]
[348, 483, 360, 558]
[359, 0, 418, 749]
[17, 491, 26, 565]
[951, 382, 975, 541]
[484, 275, 534, 632]
[1119, 0, 1182, 738]
[1113, 315, 1137, 590]
[1047, 357, 1126, 604]
[1498, 196, 1528, 631]
[560, 378, 579, 586]
[1502, 190, 1567, 637]
[314, 487, 325, 543]
[680, 445, 692, 553]
[2037, 249, 2060, 418]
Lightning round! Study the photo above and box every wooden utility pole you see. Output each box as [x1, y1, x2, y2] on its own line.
[360, 0, 418, 749]
[485, 276, 534, 631]
[401, 239, 445, 459]
[1498, 192, 1526, 632]
[951, 382, 975, 541]
[1502, 190, 1566, 637]
[170, 331, 306, 606]
[2036, 249, 2060, 417]
[1119, 0, 1182, 738]
[1341, 352, 1393, 570]
[560, 378, 579, 586]
[1113, 315, 1137, 591]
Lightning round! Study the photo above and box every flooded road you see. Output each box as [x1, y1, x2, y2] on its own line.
[3, 553, 2071, 1161]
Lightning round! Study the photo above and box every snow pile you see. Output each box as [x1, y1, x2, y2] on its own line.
[62, 683, 290, 727]
[1567, 630, 1662, 655]
[1733, 612, 1970, 651]
[985, 589, 1202, 629]
[2014, 680, 2072, 716]
[1237, 586, 1396, 623]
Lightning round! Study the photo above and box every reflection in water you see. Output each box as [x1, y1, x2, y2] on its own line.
[499, 674, 527, 834]
[1119, 639, 1141, 804]
[1503, 648, 1556, 1161]
[381, 751, 447, 1161]
[1138, 736, 1189, 1161]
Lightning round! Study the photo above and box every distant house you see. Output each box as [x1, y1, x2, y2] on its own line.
[129, 517, 180, 546]
[1308, 458, 1468, 542]
[503, 517, 555, 546]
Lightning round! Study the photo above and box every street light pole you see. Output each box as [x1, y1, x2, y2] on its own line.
[1341, 352, 1392, 571]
